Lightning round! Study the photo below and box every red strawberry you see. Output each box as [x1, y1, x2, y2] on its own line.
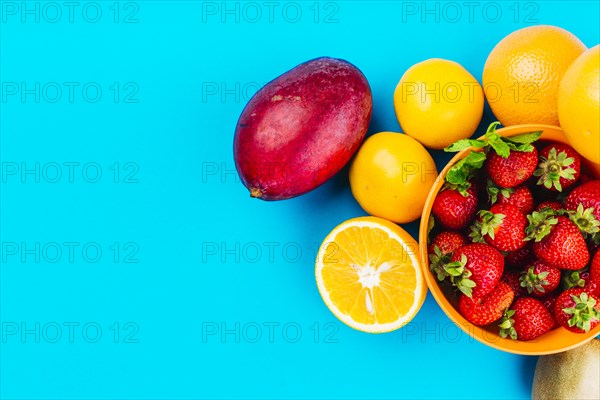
[499, 297, 555, 341]
[591, 250, 600, 283]
[534, 143, 581, 192]
[487, 147, 538, 188]
[446, 243, 504, 299]
[505, 245, 533, 268]
[428, 231, 467, 282]
[479, 204, 527, 252]
[565, 180, 600, 239]
[535, 201, 564, 213]
[502, 271, 526, 299]
[428, 231, 467, 256]
[566, 180, 600, 219]
[539, 293, 559, 328]
[526, 213, 590, 270]
[432, 185, 478, 230]
[459, 282, 514, 326]
[496, 185, 534, 214]
[555, 288, 600, 333]
[565, 204, 600, 240]
[519, 261, 561, 297]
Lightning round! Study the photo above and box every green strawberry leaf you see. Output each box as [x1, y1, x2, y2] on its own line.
[486, 179, 513, 204]
[568, 205, 600, 238]
[504, 131, 542, 145]
[445, 151, 486, 189]
[535, 147, 577, 192]
[488, 135, 511, 158]
[505, 141, 536, 153]
[479, 210, 505, 240]
[468, 220, 485, 244]
[525, 211, 559, 242]
[444, 138, 488, 152]
[498, 129, 542, 155]
[563, 292, 600, 332]
[498, 309, 517, 340]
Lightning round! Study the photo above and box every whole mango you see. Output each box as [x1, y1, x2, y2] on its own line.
[234, 57, 372, 200]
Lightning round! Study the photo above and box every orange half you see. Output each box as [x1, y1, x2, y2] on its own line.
[315, 216, 426, 333]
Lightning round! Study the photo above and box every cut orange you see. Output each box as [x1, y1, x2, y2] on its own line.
[315, 216, 426, 333]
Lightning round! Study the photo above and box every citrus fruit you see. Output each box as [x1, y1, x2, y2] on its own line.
[315, 216, 426, 333]
[483, 25, 586, 126]
[558, 45, 600, 164]
[394, 58, 484, 150]
[349, 132, 438, 224]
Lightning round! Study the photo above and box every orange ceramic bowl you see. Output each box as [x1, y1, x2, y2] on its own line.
[419, 124, 600, 355]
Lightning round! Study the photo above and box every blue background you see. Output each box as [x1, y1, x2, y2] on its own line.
[1, 1, 599, 399]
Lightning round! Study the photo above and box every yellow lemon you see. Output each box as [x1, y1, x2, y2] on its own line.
[349, 132, 438, 224]
[315, 216, 426, 333]
[558, 45, 600, 164]
[394, 58, 484, 149]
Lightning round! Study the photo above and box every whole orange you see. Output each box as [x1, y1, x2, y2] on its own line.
[558, 45, 600, 164]
[483, 25, 586, 126]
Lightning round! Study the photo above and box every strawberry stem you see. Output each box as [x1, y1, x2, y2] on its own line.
[499, 309, 518, 340]
[525, 211, 559, 242]
[563, 292, 600, 332]
[533, 147, 576, 192]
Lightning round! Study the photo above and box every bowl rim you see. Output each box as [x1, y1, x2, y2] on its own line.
[419, 123, 600, 355]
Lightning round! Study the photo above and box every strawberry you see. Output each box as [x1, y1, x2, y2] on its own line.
[565, 180, 600, 241]
[555, 288, 600, 333]
[496, 185, 534, 214]
[432, 185, 478, 230]
[487, 147, 539, 188]
[505, 245, 533, 269]
[534, 143, 581, 192]
[478, 204, 527, 252]
[445, 243, 504, 298]
[526, 213, 590, 270]
[539, 293, 559, 328]
[428, 231, 467, 282]
[502, 271, 526, 299]
[459, 282, 514, 326]
[519, 261, 561, 297]
[499, 297, 555, 341]
[444, 122, 541, 189]
[428, 231, 467, 256]
[566, 204, 600, 240]
[535, 201, 564, 213]
[591, 250, 600, 284]
[566, 180, 600, 219]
